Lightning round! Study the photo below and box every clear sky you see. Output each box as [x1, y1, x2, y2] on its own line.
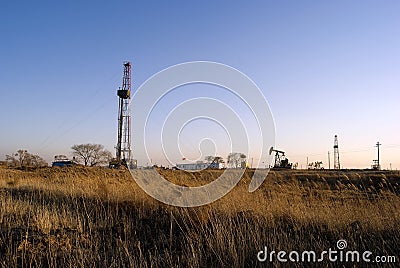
[0, 1, 399, 169]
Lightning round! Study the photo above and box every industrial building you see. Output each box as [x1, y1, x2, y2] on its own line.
[176, 162, 221, 170]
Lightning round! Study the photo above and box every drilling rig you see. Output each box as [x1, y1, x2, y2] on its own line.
[109, 62, 137, 169]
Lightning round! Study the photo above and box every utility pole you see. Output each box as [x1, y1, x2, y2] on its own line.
[328, 151, 331, 169]
[306, 157, 308, 170]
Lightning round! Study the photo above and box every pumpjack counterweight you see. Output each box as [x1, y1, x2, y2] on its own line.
[269, 147, 292, 169]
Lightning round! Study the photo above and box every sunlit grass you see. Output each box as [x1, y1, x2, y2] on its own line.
[0, 167, 399, 267]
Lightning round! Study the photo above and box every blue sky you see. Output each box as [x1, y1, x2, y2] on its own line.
[0, 1, 399, 169]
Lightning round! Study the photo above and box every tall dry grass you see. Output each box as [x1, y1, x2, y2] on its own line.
[0, 167, 399, 267]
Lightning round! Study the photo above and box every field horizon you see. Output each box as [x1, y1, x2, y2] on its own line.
[0, 166, 399, 267]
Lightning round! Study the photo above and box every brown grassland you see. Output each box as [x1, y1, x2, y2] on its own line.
[0, 166, 399, 267]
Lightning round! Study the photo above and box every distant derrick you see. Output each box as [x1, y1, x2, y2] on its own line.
[333, 135, 340, 169]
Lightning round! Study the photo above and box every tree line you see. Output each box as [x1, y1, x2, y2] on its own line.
[5, 150, 47, 168]
[4, 144, 112, 168]
[4, 145, 247, 169]
[205, 153, 247, 169]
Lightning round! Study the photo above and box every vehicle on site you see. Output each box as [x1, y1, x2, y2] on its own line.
[52, 155, 76, 167]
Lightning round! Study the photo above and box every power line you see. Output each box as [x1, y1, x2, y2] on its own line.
[37, 71, 121, 152]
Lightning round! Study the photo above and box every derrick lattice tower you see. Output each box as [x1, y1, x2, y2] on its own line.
[333, 135, 340, 169]
[116, 62, 132, 163]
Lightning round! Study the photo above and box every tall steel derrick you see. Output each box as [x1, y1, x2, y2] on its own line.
[333, 135, 340, 169]
[110, 62, 133, 168]
[116, 62, 132, 163]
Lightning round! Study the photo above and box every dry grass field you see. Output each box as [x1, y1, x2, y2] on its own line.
[0, 166, 399, 267]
